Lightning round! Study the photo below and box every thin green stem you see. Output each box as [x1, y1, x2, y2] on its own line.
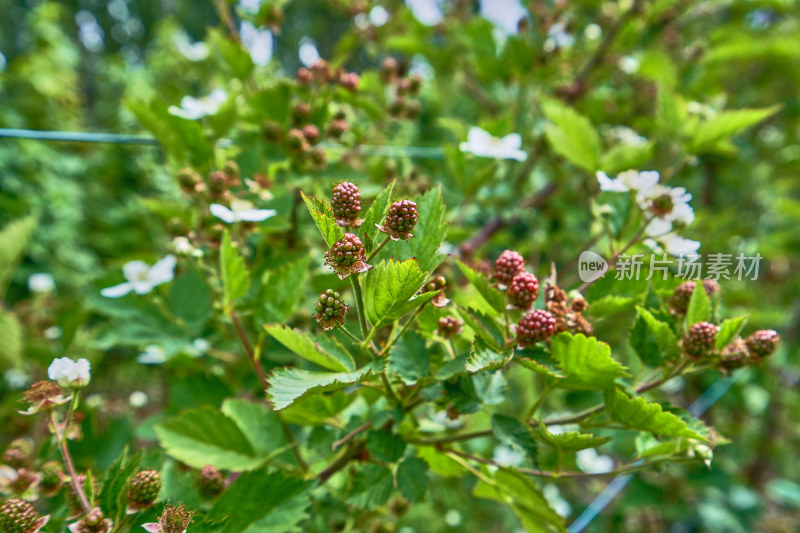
[230, 310, 268, 390]
[380, 309, 421, 356]
[350, 276, 369, 339]
[381, 372, 400, 405]
[339, 327, 363, 344]
[525, 382, 552, 421]
[279, 419, 309, 474]
[367, 236, 391, 262]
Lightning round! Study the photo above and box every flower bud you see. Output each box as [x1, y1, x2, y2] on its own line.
[47, 358, 91, 389]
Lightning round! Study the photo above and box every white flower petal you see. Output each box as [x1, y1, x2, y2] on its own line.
[101, 282, 134, 298]
[596, 171, 627, 192]
[130, 280, 156, 294]
[235, 208, 277, 222]
[466, 126, 494, 146]
[210, 203, 237, 223]
[498, 132, 523, 151]
[405, 0, 443, 25]
[479, 0, 527, 35]
[645, 218, 672, 238]
[122, 261, 150, 282]
[147, 255, 177, 286]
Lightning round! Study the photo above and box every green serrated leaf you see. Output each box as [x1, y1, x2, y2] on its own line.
[268, 360, 384, 410]
[492, 415, 538, 466]
[457, 306, 505, 352]
[550, 333, 630, 389]
[686, 281, 712, 326]
[535, 421, 611, 451]
[514, 345, 564, 380]
[604, 388, 708, 441]
[208, 469, 312, 533]
[473, 467, 566, 533]
[466, 337, 513, 374]
[260, 255, 311, 322]
[387, 331, 429, 384]
[155, 407, 263, 471]
[0, 311, 24, 368]
[0, 214, 37, 298]
[98, 446, 142, 524]
[396, 457, 429, 503]
[168, 270, 212, 333]
[359, 180, 395, 248]
[347, 464, 393, 509]
[221, 231, 251, 308]
[362, 259, 430, 328]
[688, 105, 780, 153]
[265, 324, 354, 372]
[455, 258, 505, 315]
[366, 430, 407, 463]
[301, 192, 344, 247]
[541, 98, 600, 172]
[632, 307, 680, 366]
[716, 316, 748, 350]
[221, 399, 290, 460]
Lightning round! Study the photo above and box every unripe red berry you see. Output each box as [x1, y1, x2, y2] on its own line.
[0, 498, 47, 533]
[378, 200, 418, 240]
[310, 147, 327, 170]
[331, 182, 362, 226]
[3, 439, 34, 469]
[39, 461, 64, 496]
[396, 77, 412, 96]
[745, 330, 780, 359]
[223, 160, 240, 186]
[670, 279, 721, 315]
[198, 465, 226, 499]
[339, 72, 359, 91]
[494, 250, 525, 287]
[209, 171, 228, 195]
[508, 272, 539, 310]
[324, 233, 372, 279]
[313, 289, 348, 330]
[128, 470, 161, 511]
[302, 124, 320, 145]
[286, 128, 307, 151]
[719, 338, 751, 372]
[683, 322, 719, 359]
[262, 120, 283, 143]
[408, 74, 422, 95]
[327, 118, 349, 139]
[176, 168, 201, 194]
[389, 98, 405, 117]
[404, 100, 422, 119]
[292, 102, 311, 122]
[380, 57, 399, 82]
[296, 67, 313, 85]
[516, 310, 556, 347]
[437, 316, 463, 338]
[311, 60, 332, 82]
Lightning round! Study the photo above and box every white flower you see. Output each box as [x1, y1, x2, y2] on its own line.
[4, 368, 30, 390]
[638, 185, 695, 232]
[192, 338, 211, 355]
[608, 126, 648, 147]
[479, 0, 527, 35]
[618, 55, 640, 74]
[28, 273, 55, 294]
[493, 445, 524, 467]
[544, 22, 574, 52]
[405, 0, 443, 26]
[101, 255, 176, 298]
[48, 357, 91, 388]
[584, 23, 602, 40]
[575, 448, 614, 474]
[298, 37, 320, 68]
[174, 32, 209, 61]
[172, 236, 194, 255]
[239, 0, 261, 14]
[240, 21, 273, 66]
[129, 391, 149, 408]
[44, 326, 63, 340]
[138, 345, 167, 365]
[459, 127, 527, 161]
[409, 54, 434, 80]
[645, 233, 701, 258]
[210, 202, 277, 224]
[596, 169, 660, 193]
[168, 89, 227, 120]
[544, 484, 572, 518]
[369, 5, 389, 26]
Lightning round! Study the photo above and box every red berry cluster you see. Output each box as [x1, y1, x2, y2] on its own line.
[331, 182, 362, 226]
[296, 59, 359, 91]
[683, 321, 719, 360]
[324, 233, 372, 279]
[670, 279, 721, 315]
[508, 272, 539, 310]
[493, 250, 525, 287]
[380, 57, 423, 120]
[517, 310, 557, 347]
[378, 200, 418, 240]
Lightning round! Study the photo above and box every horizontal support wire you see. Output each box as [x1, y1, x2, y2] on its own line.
[567, 375, 739, 533]
[0, 128, 445, 159]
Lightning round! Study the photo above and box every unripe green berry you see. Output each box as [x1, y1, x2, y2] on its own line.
[128, 470, 161, 511]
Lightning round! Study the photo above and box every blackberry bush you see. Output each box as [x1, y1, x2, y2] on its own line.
[507, 271, 539, 309]
[494, 250, 525, 287]
[378, 200, 418, 240]
[331, 182, 362, 226]
[516, 310, 557, 347]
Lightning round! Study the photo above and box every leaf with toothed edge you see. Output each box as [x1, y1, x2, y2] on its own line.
[268, 360, 385, 410]
[362, 258, 431, 328]
[604, 387, 708, 441]
[465, 337, 513, 373]
[301, 192, 344, 247]
[456, 258, 505, 315]
[359, 180, 395, 248]
[264, 324, 354, 372]
[535, 420, 611, 451]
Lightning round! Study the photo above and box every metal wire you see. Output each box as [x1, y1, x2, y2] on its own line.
[0, 128, 446, 158]
[567, 375, 739, 532]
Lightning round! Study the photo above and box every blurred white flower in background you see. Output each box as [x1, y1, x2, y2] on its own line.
[545, 22, 574, 52]
[584, 23, 602, 40]
[607, 126, 648, 147]
[240, 21, 273, 66]
[575, 448, 614, 474]
[44, 326, 63, 340]
[174, 31, 209, 61]
[129, 391, 149, 408]
[298, 37, 321, 68]
[479, 0, 527, 35]
[48, 357, 91, 388]
[210, 201, 277, 224]
[239, 0, 262, 14]
[138, 345, 167, 365]
[544, 484, 573, 517]
[28, 273, 55, 294]
[409, 55, 434, 80]
[168, 89, 227, 120]
[618, 55, 640, 74]
[369, 5, 389, 26]
[4, 369, 30, 390]
[645, 233, 701, 258]
[192, 338, 211, 356]
[459, 127, 527, 161]
[493, 445, 524, 467]
[101, 255, 176, 298]
[405, 0, 443, 26]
